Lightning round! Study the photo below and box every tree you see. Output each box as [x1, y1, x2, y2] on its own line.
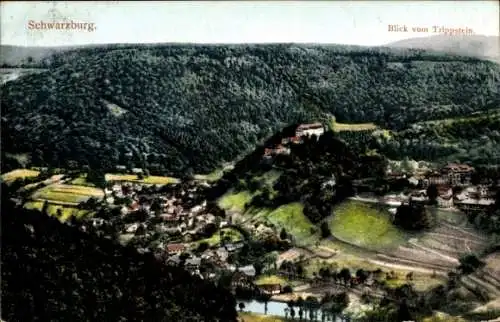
[42, 200, 49, 215]
[458, 253, 485, 274]
[339, 268, 351, 286]
[356, 268, 370, 284]
[394, 203, 432, 230]
[427, 184, 439, 205]
[320, 221, 331, 238]
[280, 228, 288, 240]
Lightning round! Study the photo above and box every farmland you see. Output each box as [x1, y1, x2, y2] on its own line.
[31, 183, 104, 205]
[105, 173, 179, 185]
[23, 200, 92, 222]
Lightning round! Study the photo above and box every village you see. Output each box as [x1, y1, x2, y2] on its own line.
[72, 122, 499, 311]
[4, 121, 499, 320]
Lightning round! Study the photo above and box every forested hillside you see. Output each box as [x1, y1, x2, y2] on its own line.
[1, 196, 237, 322]
[387, 35, 500, 63]
[375, 111, 500, 165]
[2, 44, 499, 175]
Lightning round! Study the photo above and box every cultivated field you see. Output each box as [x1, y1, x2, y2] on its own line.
[1, 169, 40, 183]
[31, 183, 104, 205]
[24, 200, 92, 221]
[105, 173, 179, 185]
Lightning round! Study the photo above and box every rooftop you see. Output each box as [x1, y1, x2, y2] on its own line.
[297, 122, 323, 130]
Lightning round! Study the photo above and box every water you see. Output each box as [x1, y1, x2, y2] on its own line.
[236, 300, 346, 321]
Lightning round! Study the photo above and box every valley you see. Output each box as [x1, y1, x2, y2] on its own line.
[3, 119, 499, 321]
[2, 41, 500, 322]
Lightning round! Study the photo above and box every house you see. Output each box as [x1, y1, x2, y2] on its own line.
[185, 257, 202, 271]
[125, 223, 139, 233]
[216, 247, 229, 261]
[441, 163, 474, 186]
[225, 241, 245, 252]
[296, 123, 325, 138]
[91, 218, 105, 227]
[190, 205, 203, 214]
[259, 284, 282, 295]
[455, 198, 495, 214]
[408, 177, 419, 186]
[322, 176, 337, 188]
[383, 195, 404, 207]
[409, 195, 428, 205]
[166, 254, 181, 265]
[129, 201, 140, 212]
[436, 185, 453, 208]
[166, 243, 186, 254]
[120, 206, 129, 216]
[160, 214, 178, 222]
[422, 172, 448, 188]
[231, 271, 254, 289]
[264, 145, 291, 157]
[229, 264, 256, 277]
[115, 165, 127, 172]
[132, 168, 144, 174]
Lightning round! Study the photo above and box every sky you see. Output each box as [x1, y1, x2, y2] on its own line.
[1, 1, 499, 47]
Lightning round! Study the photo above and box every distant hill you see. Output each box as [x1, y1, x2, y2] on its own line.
[2, 44, 499, 175]
[386, 35, 500, 63]
[0, 45, 63, 67]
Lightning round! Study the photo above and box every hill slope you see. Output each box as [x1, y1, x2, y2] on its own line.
[2, 44, 499, 174]
[1, 198, 237, 322]
[387, 35, 500, 63]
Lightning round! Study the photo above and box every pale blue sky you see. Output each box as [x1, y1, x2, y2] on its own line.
[1, 1, 498, 47]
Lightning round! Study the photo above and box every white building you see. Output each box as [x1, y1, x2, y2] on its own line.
[295, 123, 325, 138]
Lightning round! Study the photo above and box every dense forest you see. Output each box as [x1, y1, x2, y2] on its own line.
[2, 44, 499, 175]
[1, 195, 237, 322]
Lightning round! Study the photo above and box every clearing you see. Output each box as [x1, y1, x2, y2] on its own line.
[194, 227, 244, 247]
[329, 116, 378, 132]
[329, 200, 406, 251]
[218, 190, 257, 212]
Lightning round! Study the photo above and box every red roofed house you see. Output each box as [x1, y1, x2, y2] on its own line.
[166, 243, 186, 254]
[129, 201, 140, 211]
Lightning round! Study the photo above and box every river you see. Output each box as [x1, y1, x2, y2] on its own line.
[236, 299, 348, 321]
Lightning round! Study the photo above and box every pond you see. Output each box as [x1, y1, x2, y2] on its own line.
[236, 300, 348, 321]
